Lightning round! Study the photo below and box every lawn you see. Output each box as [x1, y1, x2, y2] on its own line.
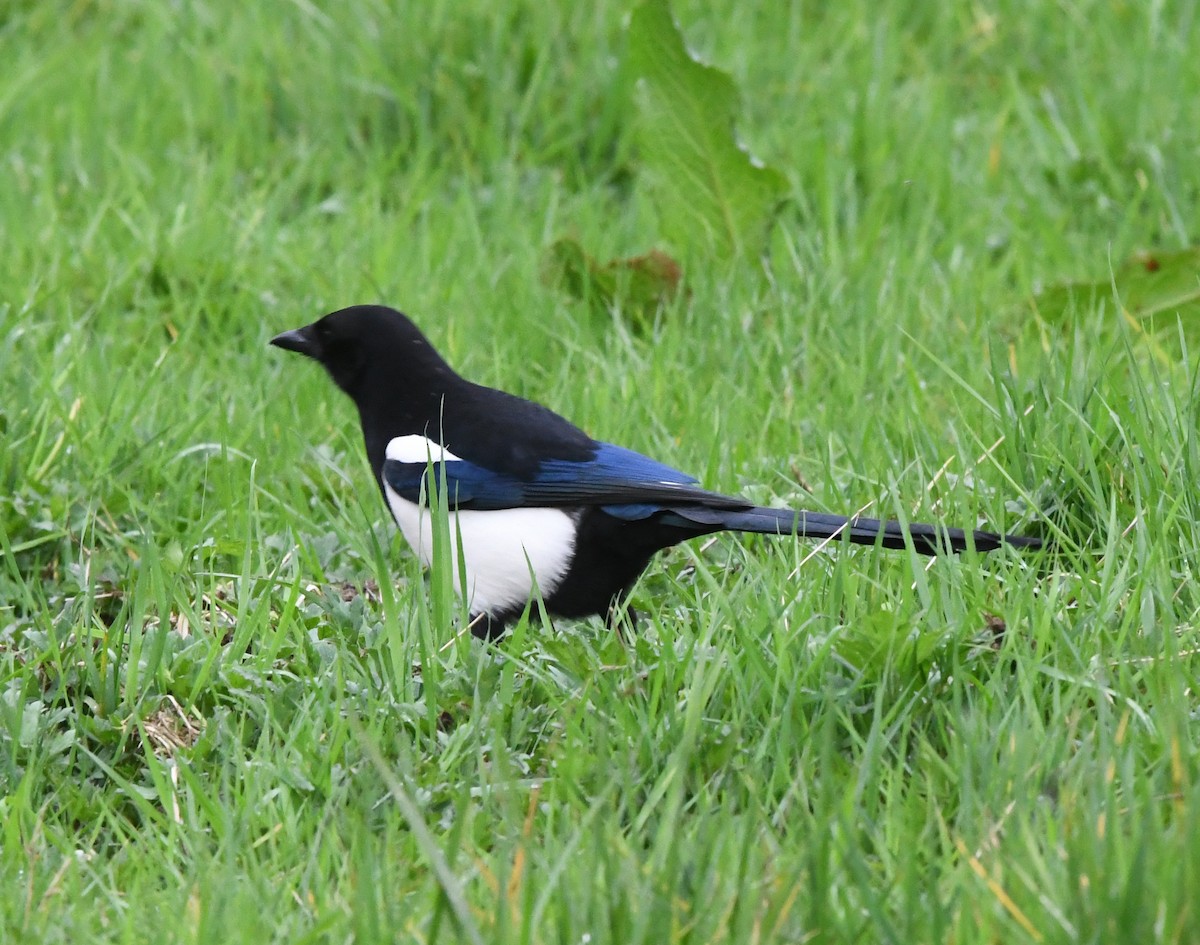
[2, 1, 1199, 942]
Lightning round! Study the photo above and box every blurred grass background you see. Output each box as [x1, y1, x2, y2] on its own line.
[2, 1, 1199, 942]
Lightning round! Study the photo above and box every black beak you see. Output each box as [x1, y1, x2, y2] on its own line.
[270, 326, 318, 358]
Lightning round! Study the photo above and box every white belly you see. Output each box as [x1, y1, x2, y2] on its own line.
[382, 436, 578, 616]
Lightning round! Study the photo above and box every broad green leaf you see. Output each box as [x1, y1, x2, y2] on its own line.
[627, 0, 789, 262]
[1033, 247, 1200, 324]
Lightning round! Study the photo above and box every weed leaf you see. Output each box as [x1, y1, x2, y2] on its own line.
[1033, 247, 1200, 328]
[627, 0, 789, 261]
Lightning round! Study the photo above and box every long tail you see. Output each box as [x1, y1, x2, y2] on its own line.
[670, 505, 1041, 555]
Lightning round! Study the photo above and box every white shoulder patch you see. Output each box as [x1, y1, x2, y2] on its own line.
[385, 434, 464, 464]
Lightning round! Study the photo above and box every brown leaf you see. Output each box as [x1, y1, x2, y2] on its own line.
[542, 238, 684, 329]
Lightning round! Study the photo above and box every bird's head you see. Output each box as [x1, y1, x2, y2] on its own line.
[271, 304, 451, 401]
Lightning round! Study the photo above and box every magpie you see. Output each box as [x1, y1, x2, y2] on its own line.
[271, 304, 1040, 639]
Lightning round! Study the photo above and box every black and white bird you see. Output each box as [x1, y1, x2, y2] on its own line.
[271, 304, 1040, 639]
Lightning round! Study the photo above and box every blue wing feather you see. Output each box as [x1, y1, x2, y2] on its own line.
[380, 442, 1040, 554]
[381, 442, 750, 514]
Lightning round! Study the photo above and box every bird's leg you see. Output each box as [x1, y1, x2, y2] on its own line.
[605, 595, 638, 641]
[469, 612, 508, 641]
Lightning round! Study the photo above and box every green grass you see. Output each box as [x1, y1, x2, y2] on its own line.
[2, 0, 1199, 941]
